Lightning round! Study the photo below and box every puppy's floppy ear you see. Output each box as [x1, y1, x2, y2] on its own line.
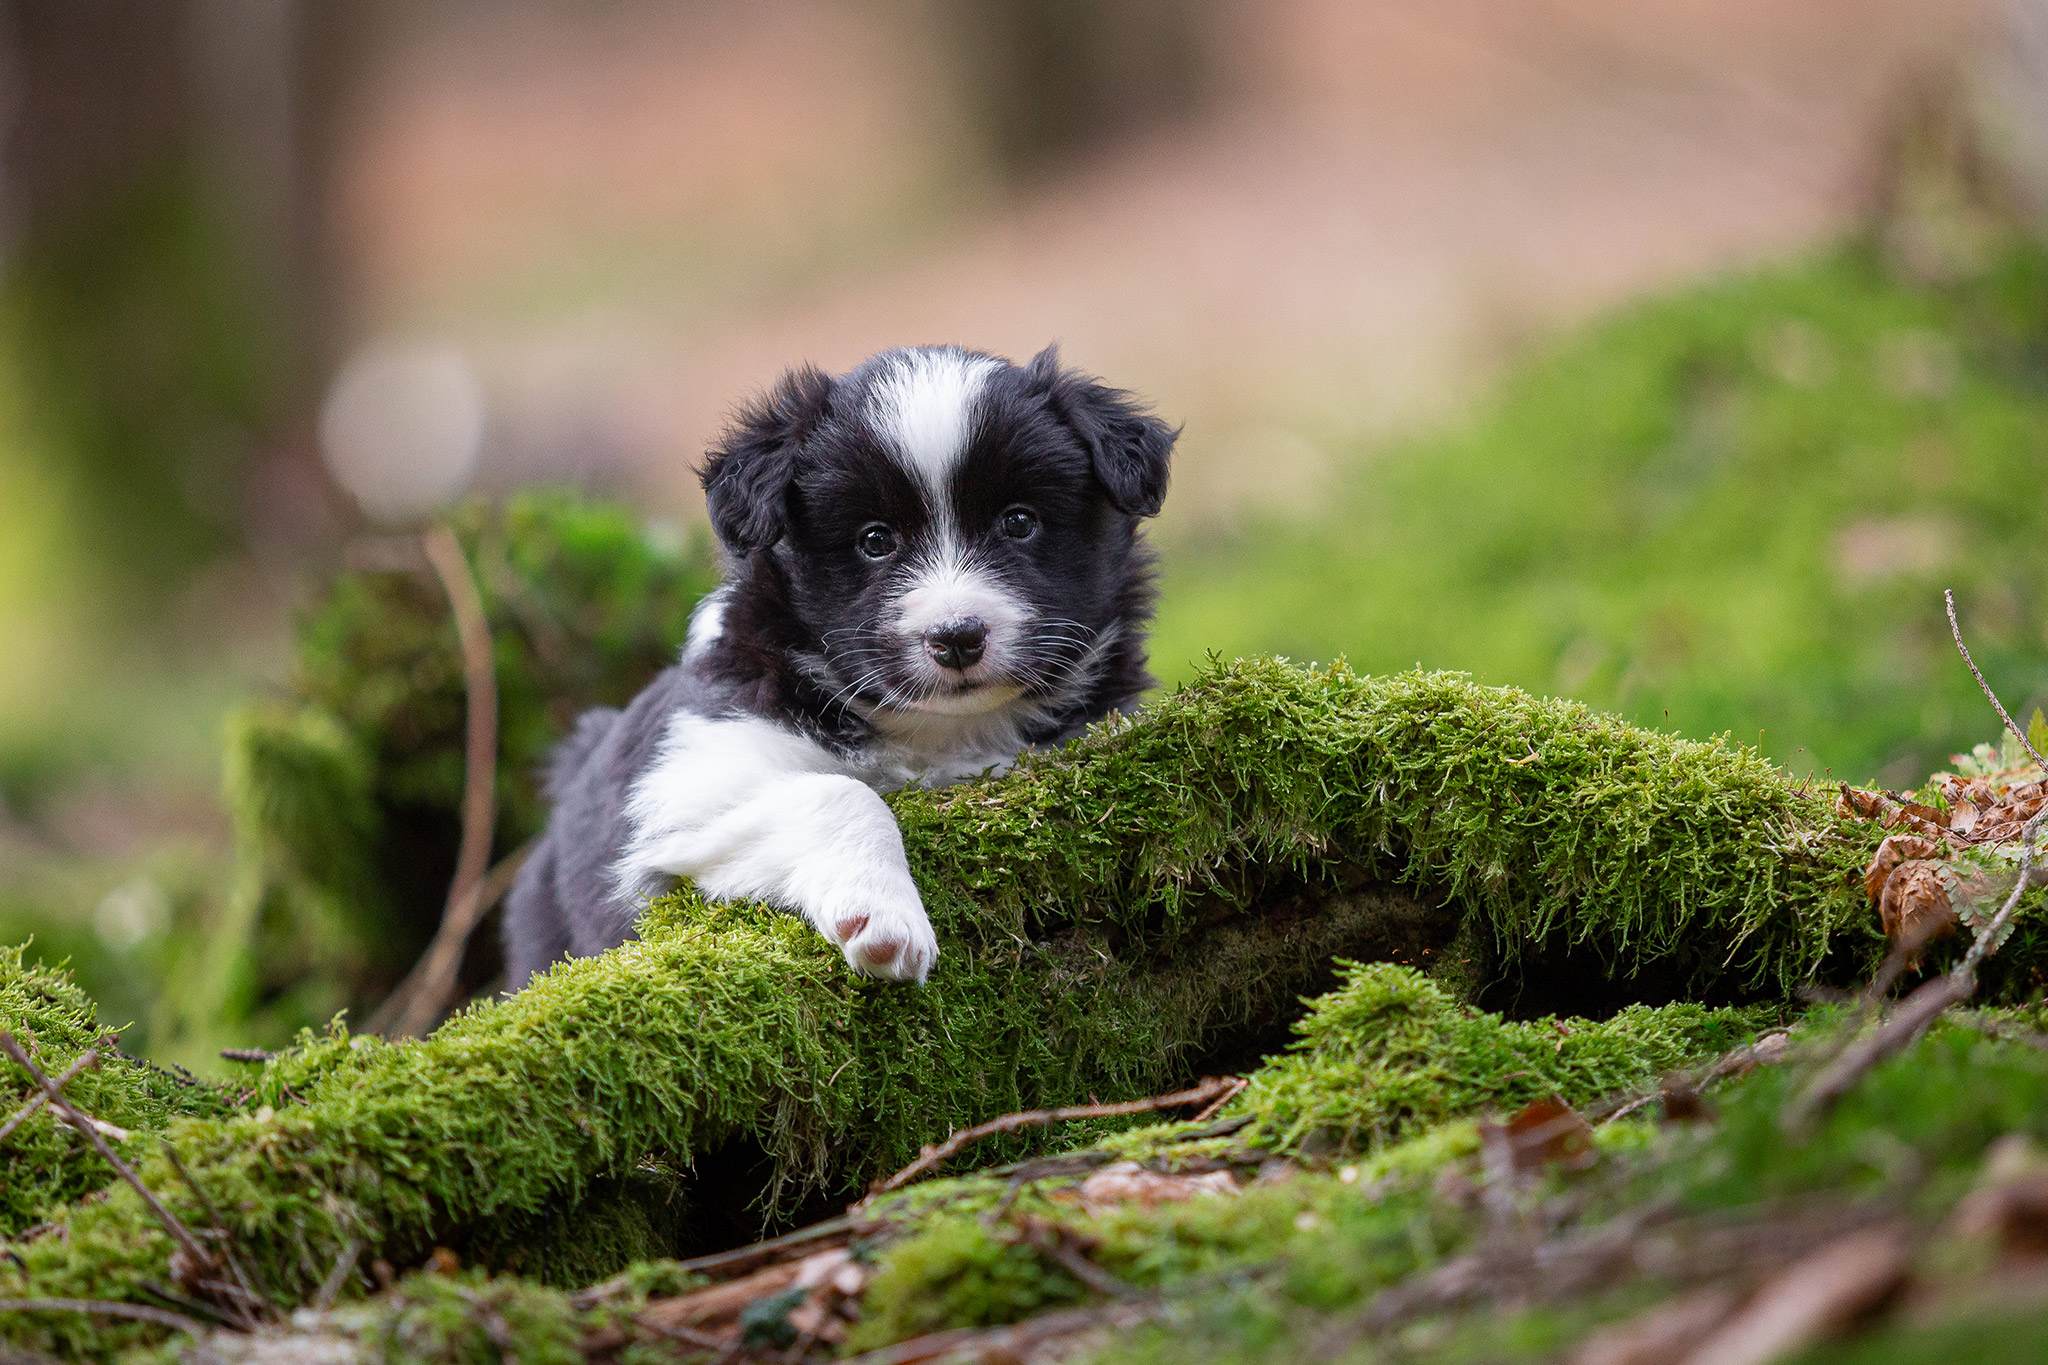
[700, 365, 835, 554]
[1026, 345, 1175, 518]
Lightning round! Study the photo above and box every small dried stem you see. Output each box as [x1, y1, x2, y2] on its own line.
[0, 1051, 97, 1145]
[163, 1144, 269, 1320]
[1781, 603, 2048, 1134]
[1945, 589, 2048, 771]
[379, 522, 500, 1040]
[0, 1030, 220, 1294]
[870, 1076, 1242, 1196]
[367, 839, 532, 1038]
[0, 1296, 204, 1336]
[312, 1238, 364, 1313]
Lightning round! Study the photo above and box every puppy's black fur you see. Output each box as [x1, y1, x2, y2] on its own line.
[503, 345, 1174, 989]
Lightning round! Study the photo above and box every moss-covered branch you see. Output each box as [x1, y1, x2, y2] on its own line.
[2, 658, 1892, 1356]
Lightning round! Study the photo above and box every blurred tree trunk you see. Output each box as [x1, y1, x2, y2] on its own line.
[0, 0, 370, 588]
[937, 0, 1222, 179]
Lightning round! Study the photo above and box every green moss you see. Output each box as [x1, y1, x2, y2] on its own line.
[0, 944, 234, 1235]
[171, 491, 718, 1058]
[1784, 1301, 2048, 1365]
[850, 1216, 1092, 1346]
[363, 1272, 588, 1365]
[1151, 240, 2048, 784]
[0, 657, 1927, 1356]
[1240, 961, 1772, 1154]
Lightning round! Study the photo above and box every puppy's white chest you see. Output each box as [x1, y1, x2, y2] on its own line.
[853, 709, 1028, 793]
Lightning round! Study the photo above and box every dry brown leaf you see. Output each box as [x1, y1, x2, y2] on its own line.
[1838, 786, 1891, 821]
[1496, 1098, 1597, 1174]
[1949, 801, 1981, 836]
[1069, 1162, 1237, 1214]
[1861, 834, 1945, 902]
[1658, 1076, 1712, 1125]
[1876, 859, 1958, 957]
[1896, 803, 1949, 836]
[1681, 1226, 1910, 1365]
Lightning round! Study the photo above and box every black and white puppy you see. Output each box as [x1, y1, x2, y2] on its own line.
[502, 345, 1174, 989]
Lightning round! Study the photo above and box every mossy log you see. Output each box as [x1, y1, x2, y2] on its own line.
[1, 658, 1894, 1356]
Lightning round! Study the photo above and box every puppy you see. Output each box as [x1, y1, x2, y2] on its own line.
[502, 345, 1174, 988]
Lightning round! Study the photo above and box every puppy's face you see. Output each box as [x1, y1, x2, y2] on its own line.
[702, 346, 1173, 720]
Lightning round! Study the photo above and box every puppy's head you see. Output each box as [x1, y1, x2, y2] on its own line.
[701, 345, 1174, 719]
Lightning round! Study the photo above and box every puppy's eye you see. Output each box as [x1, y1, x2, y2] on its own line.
[1000, 506, 1039, 541]
[857, 523, 899, 560]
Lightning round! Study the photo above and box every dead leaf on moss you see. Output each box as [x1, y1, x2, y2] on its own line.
[1877, 859, 1958, 957]
[1066, 1161, 1238, 1215]
[1492, 1098, 1597, 1174]
[1896, 803, 1950, 836]
[1862, 834, 1945, 902]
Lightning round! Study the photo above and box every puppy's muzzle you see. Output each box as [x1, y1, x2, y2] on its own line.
[923, 617, 988, 672]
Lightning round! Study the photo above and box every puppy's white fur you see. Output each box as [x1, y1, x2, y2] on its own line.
[620, 357, 1016, 982]
[502, 344, 1170, 993]
[619, 706, 939, 982]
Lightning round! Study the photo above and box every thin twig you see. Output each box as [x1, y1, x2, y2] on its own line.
[163, 1144, 268, 1320]
[217, 1048, 274, 1065]
[378, 523, 499, 1041]
[870, 1076, 1242, 1196]
[637, 1316, 730, 1351]
[1189, 1075, 1249, 1124]
[1020, 1223, 1140, 1301]
[366, 838, 532, 1038]
[1783, 972, 1975, 1133]
[0, 1030, 222, 1298]
[0, 1297, 204, 1336]
[1946, 589, 2048, 771]
[0, 1051, 97, 1145]
[1780, 604, 2048, 1133]
[313, 1238, 364, 1313]
[837, 1301, 1158, 1365]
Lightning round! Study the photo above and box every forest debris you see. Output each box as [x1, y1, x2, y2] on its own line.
[1680, 1226, 1910, 1365]
[1949, 1136, 2048, 1263]
[871, 1077, 1242, 1196]
[837, 1301, 1155, 1365]
[638, 1258, 804, 1335]
[377, 524, 501, 1042]
[1875, 859, 1958, 956]
[1494, 1098, 1598, 1174]
[1784, 971, 1975, 1132]
[0, 1296, 205, 1337]
[626, 1245, 872, 1355]
[0, 1051, 99, 1145]
[1015, 1217, 1141, 1301]
[0, 1030, 235, 1322]
[1570, 1286, 1740, 1365]
[1861, 834, 1945, 901]
[1065, 1162, 1238, 1215]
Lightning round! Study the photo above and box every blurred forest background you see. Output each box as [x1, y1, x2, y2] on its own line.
[3, 0, 2047, 1065]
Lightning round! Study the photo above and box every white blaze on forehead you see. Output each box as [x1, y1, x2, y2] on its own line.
[869, 350, 997, 499]
[895, 552, 1028, 640]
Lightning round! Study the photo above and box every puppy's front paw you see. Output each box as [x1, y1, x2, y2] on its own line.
[819, 889, 938, 984]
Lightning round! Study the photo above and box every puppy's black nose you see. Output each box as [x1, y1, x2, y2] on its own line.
[924, 619, 988, 671]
